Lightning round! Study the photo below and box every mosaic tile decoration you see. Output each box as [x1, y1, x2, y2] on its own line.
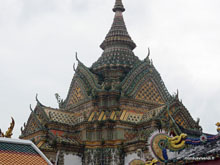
[136, 80, 164, 104]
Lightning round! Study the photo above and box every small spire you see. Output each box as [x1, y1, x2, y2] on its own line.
[113, 0, 125, 12]
[99, 0, 136, 50]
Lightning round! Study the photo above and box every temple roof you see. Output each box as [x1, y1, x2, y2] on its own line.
[91, 0, 140, 71]
[0, 138, 52, 165]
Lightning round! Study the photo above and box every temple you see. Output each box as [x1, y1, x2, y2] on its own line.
[20, 0, 207, 164]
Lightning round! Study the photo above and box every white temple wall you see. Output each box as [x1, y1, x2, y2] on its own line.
[64, 154, 82, 165]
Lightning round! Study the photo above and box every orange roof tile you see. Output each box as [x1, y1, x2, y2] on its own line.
[0, 138, 52, 165]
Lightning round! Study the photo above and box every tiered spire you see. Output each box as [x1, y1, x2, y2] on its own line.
[92, 0, 139, 71]
[113, 0, 125, 12]
[100, 0, 136, 50]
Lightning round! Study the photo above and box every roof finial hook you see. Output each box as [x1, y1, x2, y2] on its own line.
[35, 93, 39, 102]
[150, 59, 153, 65]
[75, 52, 79, 62]
[35, 93, 44, 106]
[147, 47, 150, 58]
[175, 89, 179, 99]
[73, 63, 76, 71]
[30, 104, 33, 112]
[144, 47, 151, 64]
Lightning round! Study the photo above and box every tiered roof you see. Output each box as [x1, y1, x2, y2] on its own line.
[20, 1, 202, 163]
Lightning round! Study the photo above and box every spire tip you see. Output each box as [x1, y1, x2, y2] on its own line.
[113, 0, 125, 12]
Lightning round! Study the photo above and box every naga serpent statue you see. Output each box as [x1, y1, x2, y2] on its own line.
[149, 133, 187, 162]
[167, 133, 187, 150]
[0, 117, 15, 138]
[150, 128, 220, 163]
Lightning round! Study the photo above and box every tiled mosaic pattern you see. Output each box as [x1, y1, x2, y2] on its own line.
[136, 81, 164, 104]
[69, 82, 84, 105]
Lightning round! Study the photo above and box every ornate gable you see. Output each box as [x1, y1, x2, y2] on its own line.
[121, 60, 171, 103]
[21, 112, 45, 137]
[135, 79, 164, 104]
[156, 101, 201, 135]
[69, 81, 85, 104]
[65, 78, 88, 109]
[76, 62, 100, 91]
[171, 105, 199, 130]
[62, 61, 101, 109]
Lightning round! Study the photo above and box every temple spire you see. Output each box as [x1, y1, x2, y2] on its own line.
[100, 0, 136, 50]
[92, 0, 140, 74]
[113, 0, 125, 12]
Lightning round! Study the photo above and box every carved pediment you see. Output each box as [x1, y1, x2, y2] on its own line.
[21, 112, 44, 136]
[121, 61, 171, 103]
[65, 79, 88, 108]
[135, 79, 165, 104]
[69, 82, 84, 104]
[159, 103, 200, 133]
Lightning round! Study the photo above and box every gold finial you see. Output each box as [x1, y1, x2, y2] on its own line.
[0, 117, 15, 138]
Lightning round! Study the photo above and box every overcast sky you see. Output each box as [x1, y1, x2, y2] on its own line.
[0, 0, 220, 138]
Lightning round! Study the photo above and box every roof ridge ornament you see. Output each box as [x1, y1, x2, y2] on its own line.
[175, 89, 179, 100]
[144, 47, 151, 64]
[73, 63, 76, 71]
[113, 0, 125, 12]
[30, 104, 34, 112]
[147, 47, 150, 58]
[35, 94, 45, 107]
[75, 52, 79, 62]
[75, 52, 84, 65]
[0, 117, 15, 138]
[55, 93, 63, 108]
